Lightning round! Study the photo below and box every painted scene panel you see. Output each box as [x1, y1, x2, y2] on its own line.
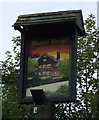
[26, 37, 70, 97]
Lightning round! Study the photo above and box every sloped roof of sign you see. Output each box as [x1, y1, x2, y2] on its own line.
[13, 10, 85, 36]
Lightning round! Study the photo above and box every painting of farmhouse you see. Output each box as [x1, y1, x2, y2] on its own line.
[26, 38, 70, 96]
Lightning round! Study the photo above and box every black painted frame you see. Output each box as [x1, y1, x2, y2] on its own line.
[18, 21, 78, 104]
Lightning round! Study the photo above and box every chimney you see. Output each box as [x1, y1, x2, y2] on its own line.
[57, 51, 60, 60]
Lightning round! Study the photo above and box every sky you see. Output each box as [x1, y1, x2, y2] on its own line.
[30, 45, 70, 60]
[0, 1, 98, 61]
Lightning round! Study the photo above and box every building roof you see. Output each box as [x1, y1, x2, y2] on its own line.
[13, 10, 85, 36]
[38, 54, 58, 63]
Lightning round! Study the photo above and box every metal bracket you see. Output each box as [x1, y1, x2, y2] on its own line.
[30, 89, 48, 105]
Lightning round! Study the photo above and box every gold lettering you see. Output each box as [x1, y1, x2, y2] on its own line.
[31, 38, 69, 46]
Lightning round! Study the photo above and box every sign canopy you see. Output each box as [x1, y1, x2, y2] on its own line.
[13, 10, 85, 36]
[13, 10, 85, 104]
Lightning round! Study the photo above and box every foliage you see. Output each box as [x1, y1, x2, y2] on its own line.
[1, 37, 36, 119]
[28, 57, 38, 74]
[44, 84, 68, 96]
[53, 14, 99, 119]
[58, 59, 69, 78]
[1, 14, 99, 119]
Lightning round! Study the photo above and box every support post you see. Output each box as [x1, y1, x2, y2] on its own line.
[36, 104, 53, 120]
[30, 89, 54, 119]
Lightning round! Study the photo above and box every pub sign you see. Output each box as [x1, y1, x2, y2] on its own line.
[13, 10, 85, 104]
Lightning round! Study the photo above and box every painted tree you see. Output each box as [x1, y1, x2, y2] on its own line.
[1, 14, 99, 119]
[27, 57, 38, 78]
[58, 59, 69, 78]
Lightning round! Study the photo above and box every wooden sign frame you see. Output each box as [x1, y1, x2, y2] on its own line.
[13, 10, 85, 104]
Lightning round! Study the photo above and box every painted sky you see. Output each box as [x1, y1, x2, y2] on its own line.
[30, 44, 70, 60]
